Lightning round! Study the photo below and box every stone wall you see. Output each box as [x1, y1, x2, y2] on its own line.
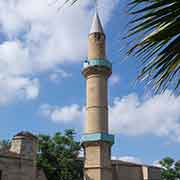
[0, 131, 47, 180]
[0, 155, 47, 180]
[112, 160, 161, 180]
[0, 156, 22, 180]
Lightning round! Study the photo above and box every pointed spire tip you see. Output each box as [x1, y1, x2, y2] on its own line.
[89, 10, 104, 34]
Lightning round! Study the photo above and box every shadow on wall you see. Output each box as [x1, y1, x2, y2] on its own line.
[85, 174, 94, 180]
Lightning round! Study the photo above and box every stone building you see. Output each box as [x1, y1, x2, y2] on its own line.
[0, 132, 47, 180]
[0, 131, 160, 180]
[112, 160, 161, 180]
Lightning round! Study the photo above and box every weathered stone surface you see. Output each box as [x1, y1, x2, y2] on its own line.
[112, 160, 161, 180]
[0, 132, 47, 180]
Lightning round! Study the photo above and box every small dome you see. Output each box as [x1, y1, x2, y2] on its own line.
[14, 131, 37, 140]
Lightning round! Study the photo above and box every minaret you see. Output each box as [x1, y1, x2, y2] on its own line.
[81, 11, 114, 180]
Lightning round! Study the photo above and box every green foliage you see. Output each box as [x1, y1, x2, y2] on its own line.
[160, 157, 180, 180]
[0, 140, 11, 150]
[37, 129, 83, 180]
[127, 0, 180, 94]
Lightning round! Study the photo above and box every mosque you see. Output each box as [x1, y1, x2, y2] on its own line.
[0, 10, 161, 180]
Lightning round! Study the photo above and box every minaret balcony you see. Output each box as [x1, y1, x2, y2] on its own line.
[81, 132, 115, 145]
[82, 59, 112, 77]
[83, 59, 112, 70]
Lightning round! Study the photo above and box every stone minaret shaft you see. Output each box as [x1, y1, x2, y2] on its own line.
[82, 11, 114, 180]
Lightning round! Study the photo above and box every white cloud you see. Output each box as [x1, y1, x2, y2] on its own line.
[40, 91, 180, 142]
[110, 74, 120, 86]
[0, 41, 31, 76]
[40, 104, 84, 123]
[25, 80, 40, 99]
[56, 69, 72, 78]
[0, 0, 118, 72]
[110, 90, 180, 142]
[153, 160, 162, 168]
[114, 156, 143, 164]
[0, 76, 39, 105]
[78, 148, 84, 158]
[49, 69, 72, 83]
[49, 73, 60, 83]
[0, 0, 118, 104]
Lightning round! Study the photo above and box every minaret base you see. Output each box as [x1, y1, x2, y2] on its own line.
[83, 141, 113, 180]
[84, 168, 112, 180]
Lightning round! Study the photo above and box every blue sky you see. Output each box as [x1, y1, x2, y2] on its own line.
[0, 0, 179, 165]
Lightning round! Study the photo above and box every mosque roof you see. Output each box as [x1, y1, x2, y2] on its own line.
[14, 131, 37, 140]
[111, 160, 160, 169]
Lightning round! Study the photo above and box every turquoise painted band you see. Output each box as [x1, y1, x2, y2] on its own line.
[81, 132, 114, 145]
[83, 59, 112, 70]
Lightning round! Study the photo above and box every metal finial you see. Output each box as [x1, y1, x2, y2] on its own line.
[94, 0, 98, 13]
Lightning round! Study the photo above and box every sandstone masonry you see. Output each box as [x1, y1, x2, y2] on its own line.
[0, 132, 47, 180]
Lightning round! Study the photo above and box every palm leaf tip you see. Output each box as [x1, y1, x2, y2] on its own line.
[126, 0, 180, 95]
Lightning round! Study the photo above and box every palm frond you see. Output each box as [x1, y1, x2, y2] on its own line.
[50, 0, 79, 10]
[127, 0, 180, 95]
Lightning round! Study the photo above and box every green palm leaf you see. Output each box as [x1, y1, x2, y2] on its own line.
[127, 0, 180, 95]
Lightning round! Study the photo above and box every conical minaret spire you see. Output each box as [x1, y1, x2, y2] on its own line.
[87, 10, 107, 60]
[81, 8, 114, 180]
[90, 11, 104, 34]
